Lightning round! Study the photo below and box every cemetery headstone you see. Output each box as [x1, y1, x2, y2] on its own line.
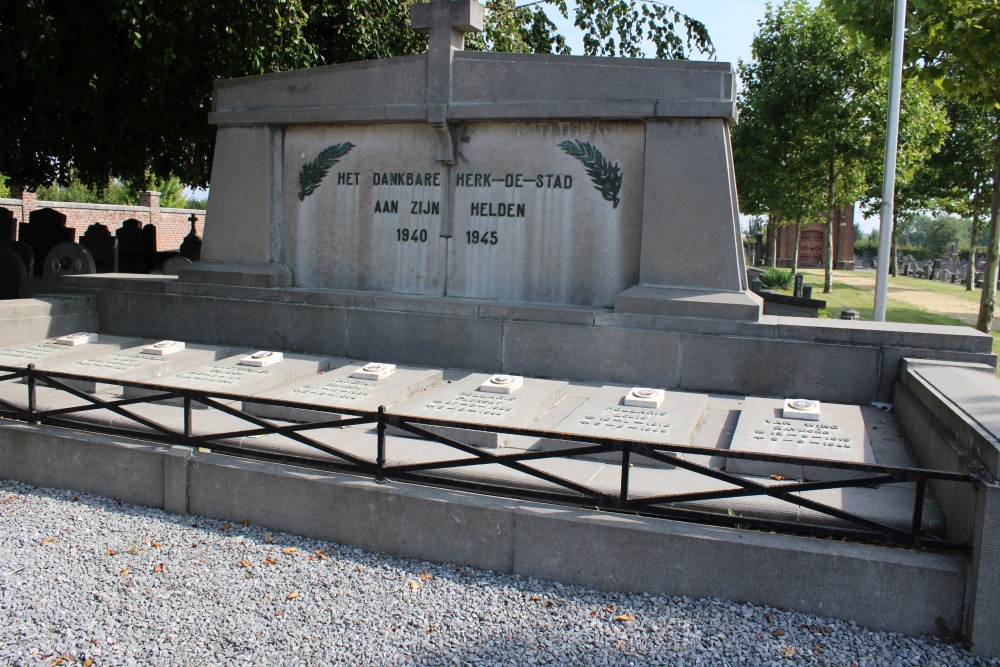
[116, 219, 150, 273]
[0, 247, 29, 299]
[180, 214, 202, 260]
[162, 255, 193, 275]
[726, 397, 875, 481]
[19, 208, 74, 277]
[43, 242, 96, 279]
[0, 209, 15, 247]
[80, 224, 118, 273]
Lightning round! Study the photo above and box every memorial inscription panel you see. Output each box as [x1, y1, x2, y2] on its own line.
[727, 397, 875, 481]
[282, 121, 644, 306]
[284, 124, 447, 295]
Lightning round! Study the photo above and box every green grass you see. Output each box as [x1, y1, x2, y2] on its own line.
[781, 269, 1000, 377]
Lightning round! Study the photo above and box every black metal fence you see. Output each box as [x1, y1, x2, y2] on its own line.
[0, 362, 982, 553]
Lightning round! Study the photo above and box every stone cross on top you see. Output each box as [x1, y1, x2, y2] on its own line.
[409, 0, 484, 52]
[408, 0, 485, 163]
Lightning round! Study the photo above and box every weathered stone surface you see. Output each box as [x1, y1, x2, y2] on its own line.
[55, 342, 234, 394]
[0, 334, 139, 369]
[391, 372, 568, 447]
[727, 397, 874, 481]
[244, 360, 443, 422]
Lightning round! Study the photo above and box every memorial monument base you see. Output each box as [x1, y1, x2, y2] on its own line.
[614, 286, 763, 321]
[178, 262, 293, 289]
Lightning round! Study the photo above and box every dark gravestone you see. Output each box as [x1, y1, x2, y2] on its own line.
[116, 219, 151, 273]
[43, 241, 96, 278]
[19, 208, 74, 277]
[80, 223, 118, 273]
[143, 224, 157, 267]
[0, 247, 29, 299]
[179, 213, 202, 260]
[0, 208, 15, 247]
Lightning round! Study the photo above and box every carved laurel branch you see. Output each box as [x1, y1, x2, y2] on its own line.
[557, 140, 622, 209]
[298, 142, 356, 201]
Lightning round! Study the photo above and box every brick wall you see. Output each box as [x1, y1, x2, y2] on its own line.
[0, 187, 204, 253]
[766, 205, 856, 270]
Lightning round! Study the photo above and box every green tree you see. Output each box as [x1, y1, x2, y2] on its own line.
[829, 0, 1000, 331]
[733, 0, 884, 289]
[0, 0, 713, 192]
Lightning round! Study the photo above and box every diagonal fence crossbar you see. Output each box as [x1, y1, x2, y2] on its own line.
[0, 363, 981, 552]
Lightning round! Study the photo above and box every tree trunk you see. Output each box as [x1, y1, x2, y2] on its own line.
[823, 159, 835, 294]
[976, 143, 1000, 333]
[792, 216, 802, 275]
[890, 211, 898, 278]
[968, 207, 979, 292]
[768, 214, 778, 268]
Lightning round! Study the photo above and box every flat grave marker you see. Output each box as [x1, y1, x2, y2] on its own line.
[390, 373, 568, 448]
[55, 341, 234, 394]
[0, 334, 142, 370]
[726, 397, 874, 481]
[123, 351, 331, 407]
[533, 386, 708, 467]
[243, 360, 443, 422]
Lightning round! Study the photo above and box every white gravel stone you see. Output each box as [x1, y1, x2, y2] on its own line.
[0, 479, 996, 666]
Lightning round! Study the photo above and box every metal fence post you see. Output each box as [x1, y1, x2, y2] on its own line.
[619, 445, 631, 505]
[376, 405, 387, 481]
[27, 363, 38, 424]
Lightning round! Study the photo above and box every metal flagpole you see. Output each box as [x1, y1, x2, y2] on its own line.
[873, 0, 908, 321]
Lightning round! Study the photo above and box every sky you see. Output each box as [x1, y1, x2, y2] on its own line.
[543, 1, 885, 232]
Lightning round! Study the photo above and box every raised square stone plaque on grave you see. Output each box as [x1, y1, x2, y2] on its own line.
[351, 362, 396, 381]
[142, 340, 186, 356]
[55, 332, 99, 346]
[727, 397, 875, 481]
[390, 373, 568, 448]
[533, 386, 708, 468]
[239, 350, 284, 367]
[123, 352, 331, 408]
[243, 360, 443, 423]
[56, 342, 233, 394]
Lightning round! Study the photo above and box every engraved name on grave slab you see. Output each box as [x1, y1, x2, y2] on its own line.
[123, 352, 331, 407]
[61, 343, 232, 394]
[0, 335, 140, 369]
[535, 387, 708, 467]
[243, 361, 443, 422]
[284, 124, 447, 296]
[391, 373, 568, 448]
[447, 121, 645, 307]
[727, 397, 875, 481]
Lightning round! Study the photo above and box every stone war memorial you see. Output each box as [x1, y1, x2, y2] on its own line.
[3, 0, 1000, 658]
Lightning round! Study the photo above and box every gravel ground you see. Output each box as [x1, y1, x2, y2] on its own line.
[0, 479, 995, 667]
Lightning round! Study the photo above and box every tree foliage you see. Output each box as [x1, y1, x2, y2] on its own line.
[733, 0, 885, 290]
[0, 0, 714, 193]
[829, 0, 1000, 331]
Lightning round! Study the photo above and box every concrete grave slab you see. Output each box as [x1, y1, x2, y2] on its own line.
[390, 372, 568, 448]
[123, 351, 331, 408]
[532, 386, 709, 468]
[243, 360, 443, 422]
[0, 334, 141, 371]
[727, 397, 875, 481]
[55, 342, 235, 394]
